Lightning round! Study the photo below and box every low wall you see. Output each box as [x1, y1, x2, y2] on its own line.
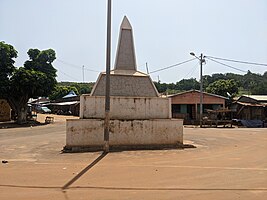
[0, 99, 11, 122]
[65, 118, 183, 151]
[80, 95, 171, 120]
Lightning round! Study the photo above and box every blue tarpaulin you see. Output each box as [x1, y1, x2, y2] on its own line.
[63, 90, 77, 99]
[240, 120, 263, 128]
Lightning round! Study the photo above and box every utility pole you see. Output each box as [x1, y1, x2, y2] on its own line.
[104, 0, 112, 153]
[190, 52, 205, 127]
[200, 53, 203, 128]
[146, 62, 149, 74]
[82, 65, 85, 83]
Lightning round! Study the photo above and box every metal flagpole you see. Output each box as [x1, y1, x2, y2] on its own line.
[104, 0, 112, 152]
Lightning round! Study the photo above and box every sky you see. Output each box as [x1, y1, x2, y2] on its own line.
[1, 0, 267, 83]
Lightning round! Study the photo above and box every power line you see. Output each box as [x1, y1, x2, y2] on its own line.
[56, 59, 81, 69]
[149, 58, 197, 74]
[56, 59, 100, 72]
[205, 57, 247, 73]
[205, 55, 267, 67]
[137, 62, 147, 68]
[181, 61, 199, 80]
[83, 67, 100, 72]
[57, 68, 80, 81]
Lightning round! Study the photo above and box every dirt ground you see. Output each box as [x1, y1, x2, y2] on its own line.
[0, 114, 266, 200]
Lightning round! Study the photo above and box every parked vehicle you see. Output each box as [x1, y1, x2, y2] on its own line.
[36, 106, 51, 114]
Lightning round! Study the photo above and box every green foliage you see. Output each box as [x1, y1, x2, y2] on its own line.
[176, 78, 200, 91]
[203, 73, 242, 89]
[154, 78, 200, 94]
[154, 82, 170, 93]
[58, 82, 94, 94]
[18, 48, 57, 98]
[203, 71, 267, 95]
[250, 80, 267, 95]
[24, 48, 57, 76]
[49, 85, 79, 100]
[0, 42, 18, 96]
[206, 79, 239, 97]
[27, 49, 40, 60]
[49, 82, 94, 100]
[154, 70, 267, 96]
[0, 42, 17, 75]
[0, 41, 57, 123]
[10, 68, 47, 98]
[165, 89, 179, 95]
[254, 72, 267, 94]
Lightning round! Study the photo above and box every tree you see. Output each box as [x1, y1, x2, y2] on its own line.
[57, 82, 94, 95]
[176, 78, 199, 91]
[49, 85, 79, 100]
[49, 82, 95, 100]
[251, 80, 267, 95]
[154, 82, 169, 93]
[0, 42, 57, 124]
[0, 42, 17, 96]
[206, 79, 239, 97]
[154, 78, 200, 94]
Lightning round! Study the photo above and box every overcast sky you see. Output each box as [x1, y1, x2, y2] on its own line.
[1, 0, 267, 83]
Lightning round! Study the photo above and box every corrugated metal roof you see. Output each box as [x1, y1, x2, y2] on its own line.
[168, 90, 228, 99]
[234, 101, 265, 107]
[50, 101, 79, 106]
[242, 95, 267, 101]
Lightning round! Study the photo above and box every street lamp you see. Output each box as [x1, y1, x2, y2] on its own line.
[190, 52, 205, 127]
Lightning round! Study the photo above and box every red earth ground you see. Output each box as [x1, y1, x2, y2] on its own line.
[0, 114, 266, 200]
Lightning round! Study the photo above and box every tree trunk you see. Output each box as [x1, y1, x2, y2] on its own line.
[8, 96, 29, 124]
[17, 105, 28, 124]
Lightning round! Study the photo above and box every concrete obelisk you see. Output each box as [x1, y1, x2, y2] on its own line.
[114, 16, 137, 71]
[90, 16, 159, 97]
[65, 16, 183, 152]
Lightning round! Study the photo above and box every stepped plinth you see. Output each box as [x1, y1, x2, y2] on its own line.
[65, 16, 183, 152]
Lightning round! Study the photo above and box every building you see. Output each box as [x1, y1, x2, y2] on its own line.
[49, 91, 80, 116]
[238, 95, 267, 104]
[0, 99, 11, 122]
[232, 95, 266, 120]
[169, 90, 227, 124]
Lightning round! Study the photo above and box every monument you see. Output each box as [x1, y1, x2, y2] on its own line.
[91, 16, 158, 97]
[64, 16, 183, 152]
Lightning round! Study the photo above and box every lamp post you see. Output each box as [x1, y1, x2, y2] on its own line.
[190, 52, 205, 127]
[104, 0, 112, 152]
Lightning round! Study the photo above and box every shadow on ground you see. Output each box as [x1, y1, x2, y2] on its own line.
[62, 152, 108, 190]
[0, 121, 47, 129]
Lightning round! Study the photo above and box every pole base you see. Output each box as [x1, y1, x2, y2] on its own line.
[103, 141, 109, 153]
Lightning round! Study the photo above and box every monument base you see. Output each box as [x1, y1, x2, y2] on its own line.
[65, 118, 183, 152]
